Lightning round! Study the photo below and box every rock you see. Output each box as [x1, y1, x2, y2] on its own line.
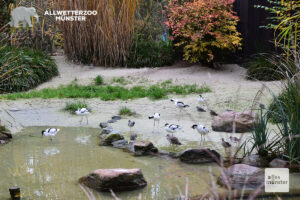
[212, 110, 257, 133]
[100, 128, 113, 139]
[99, 122, 109, 129]
[134, 141, 158, 156]
[107, 119, 117, 123]
[79, 168, 147, 192]
[0, 131, 12, 144]
[112, 139, 129, 149]
[111, 116, 122, 121]
[101, 131, 124, 146]
[218, 164, 264, 190]
[179, 148, 220, 164]
[269, 158, 288, 168]
[242, 155, 269, 167]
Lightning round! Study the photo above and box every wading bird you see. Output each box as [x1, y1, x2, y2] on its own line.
[191, 124, 209, 143]
[196, 106, 206, 112]
[42, 128, 60, 141]
[148, 113, 161, 133]
[210, 110, 218, 116]
[198, 95, 205, 104]
[128, 120, 135, 133]
[166, 134, 182, 149]
[165, 123, 182, 135]
[170, 99, 189, 112]
[229, 136, 240, 143]
[75, 108, 89, 125]
[130, 133, 137, 141]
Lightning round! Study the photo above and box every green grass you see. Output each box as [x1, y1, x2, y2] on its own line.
[63, 101, 89, 114]
[119, 106, 134, 116]
[111, 77, 129, 85]
[94, 75, 104, 85]
[0, 83, 210, 101]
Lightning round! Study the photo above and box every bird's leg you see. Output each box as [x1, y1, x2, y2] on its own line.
[50, 137, 52, 142]
[157, 120, 160, 133]
[152, 121, 155, 133]
[86, 116, 89, 125]
[79, 116, 83, 125]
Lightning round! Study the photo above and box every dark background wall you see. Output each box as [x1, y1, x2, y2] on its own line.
[234, 0, 275, 56]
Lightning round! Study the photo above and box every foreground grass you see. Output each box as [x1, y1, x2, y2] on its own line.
[0, 83, 210, 101]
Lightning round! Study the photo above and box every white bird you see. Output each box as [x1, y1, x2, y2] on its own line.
[75, 108, 89, 125]
[164, 123, 182, 135]
[148, 113, 160, 133]
[170, 99, 189, 111]
[191, 124, 209, 142]
[198, 95, 205, 104]
[41, 128, 60, 141]
[128, 120, 135, 133]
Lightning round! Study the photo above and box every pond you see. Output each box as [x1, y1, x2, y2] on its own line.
[0, 127, 222, 199]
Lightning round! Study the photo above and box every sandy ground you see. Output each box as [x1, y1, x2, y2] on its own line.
[0, 56, 283, 152]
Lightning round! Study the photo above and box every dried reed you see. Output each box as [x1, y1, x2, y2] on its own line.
[55, 0, 138, 66]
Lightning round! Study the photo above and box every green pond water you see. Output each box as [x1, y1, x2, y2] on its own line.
[0, 127, 222, 200]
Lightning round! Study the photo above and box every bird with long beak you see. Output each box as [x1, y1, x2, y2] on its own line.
[191, 124, 209, 143]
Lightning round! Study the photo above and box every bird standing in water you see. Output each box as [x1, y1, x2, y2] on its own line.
[128, 120, 135, 133]
[191, 124, 209, 143]
[42, 128, 60, 141]
[148, 113, 161, 133]
[166, 134, 182, 150]
[75, 108, 90, 125]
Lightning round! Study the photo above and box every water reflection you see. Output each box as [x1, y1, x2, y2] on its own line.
[43, 147, 60, 156]
[75, 135, 91, 144]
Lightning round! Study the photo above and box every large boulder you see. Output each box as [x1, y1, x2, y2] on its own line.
[79, 168, 147, 192]
[134, 141, 158, 156]
[212, 111, 256, 133]
[179, 148, 220, 164]
[269, 158, 288, 168]
[242, 155, 269, 167]
[218, 164, 264, 190]
[101, 131, 124, 146]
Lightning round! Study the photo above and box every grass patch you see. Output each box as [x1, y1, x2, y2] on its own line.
[0, 83, 211, 101]
[94, 75, 104, 85]
[63, 101, 88, 114]
[119, 106, 134, 116]
[111, 77, 129, 85]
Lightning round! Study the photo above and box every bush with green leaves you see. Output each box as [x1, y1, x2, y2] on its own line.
[94, 75, 104, 85]
[0, 46, 58, 93]
[127, 34, 174, 67]
[63, 101, 89, 114]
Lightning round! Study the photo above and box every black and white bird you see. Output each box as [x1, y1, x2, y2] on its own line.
[221, 138, 232, 148]
[198, 95, 205, 104]
[75, 108, 90, 124]
[191, 124, 209, 142]
[130, 133, 137, 141]
[128, 120, 135, 133]
[229, 136, 240, 143]
[166, 134, 182, 146]
[41, 128, 60, 141]
[196, 106, 206, 112]
[170, 99, 189, 112]
[164, 123, 182, 135]
[148, 113, 161, 133]
[210, 110, 218, 116]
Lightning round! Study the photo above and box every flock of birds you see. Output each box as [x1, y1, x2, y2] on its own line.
[41, 94, 241, 152]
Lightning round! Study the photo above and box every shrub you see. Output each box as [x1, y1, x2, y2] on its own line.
[0, 46, 58, 93]
[119, 106, 134, 116]
[246, 55, 297, 81]
[63, 101, 89, 114]
[127, 34, 174, 67]
[165, 0, 242, 64]
[94, 75, 104, 85]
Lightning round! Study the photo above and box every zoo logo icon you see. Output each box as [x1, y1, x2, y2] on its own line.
[265, 168, 289, 192]
[9, 6, 39, 28]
